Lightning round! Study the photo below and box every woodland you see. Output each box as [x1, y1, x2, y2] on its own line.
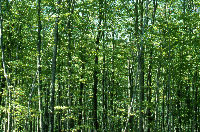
[0, 0, 199, 131]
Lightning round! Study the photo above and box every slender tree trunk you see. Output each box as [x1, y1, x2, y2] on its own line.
[6, 1, 13, 131]
[0, 1, 12, 131]
[93, 0, 103, 131]
[102, 16, 106, 132]
[109, 30, 115, 131]
[57, 78, 61, 132]
[78, 68, 84, 131]
[156, 57, 161, 131]
[37, 0, 43, 131]
[162, 83, 165, 132]
[138, 0, 144, 131]
[128, 48, 134, 131]
[147, 50, 152, 132]
[56, 44, 62, 132]
[93, 33, 99, 132]
[78, 45, 85, 131]
[193, 68, 198, 132]
[67, 0, 75, 130]
[0, 75, 5, 131]
[167, 5, 172, 131]
[152, 1, 158, 131]
[102, 1, 107, 130]
[44, 78, 50, 132]
[0, 75, 5, 105]
[134, 0, 140, 130]
[50, 1, 60, 131]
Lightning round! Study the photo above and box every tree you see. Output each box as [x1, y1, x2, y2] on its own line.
[37, 0, 43, 131]
[49, 0, 60, 131]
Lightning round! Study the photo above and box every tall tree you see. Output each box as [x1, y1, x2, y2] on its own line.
[102, 0, 108, 130]
[93, 0, 103, 131]
[50, 0, 60, 131]
[0, 0, 12, 131]
[138, 0, 145, 131]
[37, 0, 43, 131]
[67, 0, 75, 130]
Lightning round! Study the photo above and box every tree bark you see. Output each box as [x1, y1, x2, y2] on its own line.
[78, 47, 85, 132]
[102, 4, 107, 130]
[50, 0, 60, 131]
[0, 1, 12, 131]
[93, 38, 99, 131]
[66, 0, 75, 130]
[37, 0, 43, 131]
[93, 0, 103, 131]
[138, 0, 144, 131]
[147, 50, 152, 132]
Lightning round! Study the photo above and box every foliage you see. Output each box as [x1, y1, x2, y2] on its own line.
[0, 0, 199, 131]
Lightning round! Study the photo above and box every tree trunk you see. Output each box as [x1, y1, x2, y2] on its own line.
[147, 50, 152, 132]
[37, 0, 43, 131]
[50, 0, 60, 131]
[78, 47, 85, 131]
[66, 1, 75, 130]
[138, 0, 144, 131]
[93, 41, 99, 131]
[93, 0, 103, 131]
[0, 1, 12, 131]
[102, 1, 107, 130]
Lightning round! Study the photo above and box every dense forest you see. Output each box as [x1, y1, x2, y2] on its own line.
[0, 0, 199, 131]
